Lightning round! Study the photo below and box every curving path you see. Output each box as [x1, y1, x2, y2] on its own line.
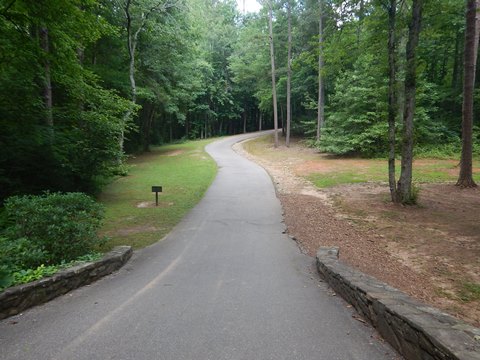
[0, 132, 398, 360]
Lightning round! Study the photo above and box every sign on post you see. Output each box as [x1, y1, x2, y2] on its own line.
[151, 186, 162, 206]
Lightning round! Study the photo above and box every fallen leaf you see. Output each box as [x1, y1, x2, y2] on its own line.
[352, 315, 367, 324]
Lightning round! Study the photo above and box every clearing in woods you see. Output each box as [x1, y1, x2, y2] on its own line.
[238, 134, 480, 327]
[99, 139, 217, 250]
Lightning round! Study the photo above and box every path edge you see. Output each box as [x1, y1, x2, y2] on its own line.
[316, 247, 480, 360]
[0, 246, 133, 320]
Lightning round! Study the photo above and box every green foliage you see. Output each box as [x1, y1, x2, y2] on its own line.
[414, 142, 462, 159]
[0, 0, 477, 205]
[0, 236, 47, 272]
[3, 192, 106, 267]
[318, 54, 388, 156]
[12, 265, 59, 286]
[0, 0, 135, 201]
[0, 252, 103, 292]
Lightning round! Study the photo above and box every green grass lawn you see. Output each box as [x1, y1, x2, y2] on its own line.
[99, 139, 217, 250]
[308, 159, 480, 188]
[243, 134, 480, 189]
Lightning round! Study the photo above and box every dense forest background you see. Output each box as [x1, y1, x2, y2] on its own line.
[0, 0, 476, 202]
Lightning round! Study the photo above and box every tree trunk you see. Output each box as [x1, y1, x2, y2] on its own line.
[396, 0, 423, 204]
[121, 0, 160, 153]
[316, 0, 324, 142]
[142, 105, 155, 152]
[387, 0, 397, 202]
[122, 27, 140, 149]
[356, 0, 365, 46]
[40, 27, 53, 131]
[279, 103, 285, 136]
[259, 112, 262, 131]
[457, 0, 478, 188]
[286, 0, 292, 147]
[268, 2, 279, 147]
[243, 108, 247, 133]
[91, 43, 97, 66]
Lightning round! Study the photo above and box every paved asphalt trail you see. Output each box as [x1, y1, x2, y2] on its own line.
[0, 132, 398, 360]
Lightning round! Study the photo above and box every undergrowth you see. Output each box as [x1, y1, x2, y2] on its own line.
[0, 252, 102, 292]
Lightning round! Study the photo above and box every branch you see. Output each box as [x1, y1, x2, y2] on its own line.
[0, 0, 16, 15]
[135, 0, 180, 38]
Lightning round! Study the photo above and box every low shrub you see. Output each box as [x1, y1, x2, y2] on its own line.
[3, 192, 106, 267]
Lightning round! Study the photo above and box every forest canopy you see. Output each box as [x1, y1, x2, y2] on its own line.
[0, 0, 477, 202]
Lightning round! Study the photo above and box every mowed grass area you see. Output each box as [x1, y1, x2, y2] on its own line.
[99, 139, 217, 250]
[244, 134, 480, 188]
[307, 158, 480, 188]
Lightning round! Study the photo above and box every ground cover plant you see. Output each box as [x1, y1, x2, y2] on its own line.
[99, 139, 217, 250]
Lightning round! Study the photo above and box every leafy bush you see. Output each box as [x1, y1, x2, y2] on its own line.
[317, 54, 389, 156]
[0, 264, 13, 289]
[3, 192, 106, 267]
[0, 236, 46, 272]
[414, 142, 462, 159]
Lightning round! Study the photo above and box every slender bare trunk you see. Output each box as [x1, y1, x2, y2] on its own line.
[286, 0, 292, 147]
[387, 0, 397, 202]
[280, 103, 284, 135]
[396, 0, 423, 204]
[259, 112, 262, 131]
[122, 19, 141, 149]
[40, 27, 53, 131]
[121, 0, 175, 152]
[268, 2, 279, 147]
[243, 108, 247, 133]
[92, 42, 97, 66]
[356, 0, 364, 46]
[143, 105, 155, 152]
[205, 116, 208, 138]
[316, 0, 324, 142]
[128, 42, 137, 105]
[457, 0, 478, 188]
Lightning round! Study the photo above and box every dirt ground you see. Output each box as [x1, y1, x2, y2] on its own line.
[235, 136, 480, 327]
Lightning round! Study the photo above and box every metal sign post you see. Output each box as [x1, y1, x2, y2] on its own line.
[151, 186, 162, 206]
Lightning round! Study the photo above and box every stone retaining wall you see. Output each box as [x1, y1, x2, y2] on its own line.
[0, 246, 132, 320]
[316, 247, 480, 360]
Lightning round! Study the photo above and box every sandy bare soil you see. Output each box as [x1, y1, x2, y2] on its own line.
[235, 136, 480, 327]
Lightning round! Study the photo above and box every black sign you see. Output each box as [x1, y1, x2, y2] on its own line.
[152, 186, 162, 206]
